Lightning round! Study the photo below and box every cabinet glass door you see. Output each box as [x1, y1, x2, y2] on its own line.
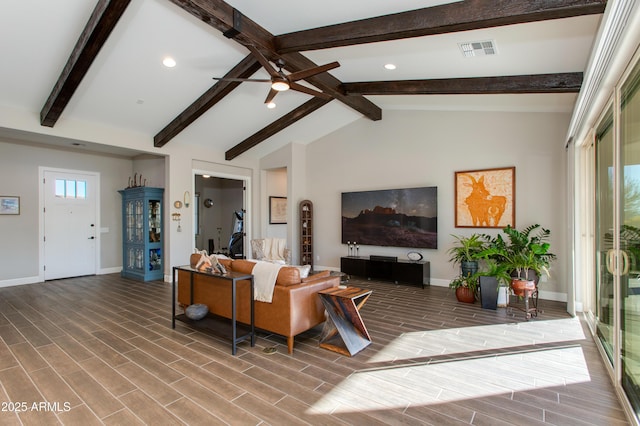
[148, 199, 161, 242]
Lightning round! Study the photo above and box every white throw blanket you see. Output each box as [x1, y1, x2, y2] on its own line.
[263, 238, 286, 263]
[251, 260, 283, 303]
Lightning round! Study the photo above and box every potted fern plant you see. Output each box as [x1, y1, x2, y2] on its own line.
[447, 233, 490, 277]
[484, 224, 556, 297]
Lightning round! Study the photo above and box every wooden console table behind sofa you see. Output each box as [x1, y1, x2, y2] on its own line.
[172, 266, 255, 355]
[176, 259, 340, 353]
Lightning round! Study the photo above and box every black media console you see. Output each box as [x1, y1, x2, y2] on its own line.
[340, 256, 430, 288]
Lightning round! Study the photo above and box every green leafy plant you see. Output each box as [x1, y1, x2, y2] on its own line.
[476, 258, 512, 286]
[503, 224, 555, 280]
[448, 273, 479, 293]
[447, 233, 490, 265]
[478, 224, 556, 281]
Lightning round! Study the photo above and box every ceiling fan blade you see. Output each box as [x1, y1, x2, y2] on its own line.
[289, 82, 331, 100]
[213, 77, 271, 82]
[246, 45, 281, 79]
[287, 61, 340, 82]
[264, 88, 278, 104]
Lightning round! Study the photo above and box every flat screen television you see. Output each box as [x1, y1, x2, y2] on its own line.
[342, 186, 437, 249]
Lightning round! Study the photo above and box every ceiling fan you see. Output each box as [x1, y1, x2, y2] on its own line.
[214, 45, 340, 105]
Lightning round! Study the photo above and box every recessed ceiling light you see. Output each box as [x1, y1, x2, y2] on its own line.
[384, 63, 397, 70]
[162, 57, 176, 68]
[267, 102, 276, 109]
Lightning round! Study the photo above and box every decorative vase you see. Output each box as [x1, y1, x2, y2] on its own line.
[461, 261, 478, 277]
[185, 303, 209, 320]
[510, 279, 536, 297]
[497, 286, 509, 307]
[479, 276, 499, 310]
[455, 286, 475, 303]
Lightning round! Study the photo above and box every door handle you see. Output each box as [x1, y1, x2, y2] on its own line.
[88, 236, 95, 240]
[621, 250, 630, 276]
[606, 249, 616, 274]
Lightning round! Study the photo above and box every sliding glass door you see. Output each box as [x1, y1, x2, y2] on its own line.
[595, 108, 616, 364]
[593, 56, 640, 418]
[621, 59, 640, 413]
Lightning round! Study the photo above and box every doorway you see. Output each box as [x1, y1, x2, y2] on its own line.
[41, 168, 99, 280]
[194, 175, 246, 258]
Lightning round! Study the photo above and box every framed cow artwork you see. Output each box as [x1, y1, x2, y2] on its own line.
[454, 167, 515, 228]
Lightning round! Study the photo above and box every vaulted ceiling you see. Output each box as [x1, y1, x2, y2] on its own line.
[0, 1, 605, 160]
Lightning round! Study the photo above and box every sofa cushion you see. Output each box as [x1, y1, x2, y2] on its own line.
[275, 267, 301, 287]
[301, 270, 330, 282]
[230, 259, 256, 274]
[228, 259, 301, 287]
[219, 258, 233, 271]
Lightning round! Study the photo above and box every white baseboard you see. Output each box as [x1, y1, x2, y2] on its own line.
[0, 276, 42, 288]
[98, 267, 122, 275]
[537, 290, 567, 302]
[429, 278, 450, 287]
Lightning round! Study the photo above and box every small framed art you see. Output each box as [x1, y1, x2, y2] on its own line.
[269, 196, 287, 224]
[0, 196, 20, 215]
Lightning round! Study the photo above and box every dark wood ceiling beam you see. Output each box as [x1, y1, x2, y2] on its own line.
[154, 55, 261, 148]
[281, 52, 381, 120]
[40, 0, 131, 127]
[275, 0, 606, 53]
[225, 97, 331, 160]
[167, 0, 274, 51]
[170, 0, 380, 120]
[343, 73, 583, 95]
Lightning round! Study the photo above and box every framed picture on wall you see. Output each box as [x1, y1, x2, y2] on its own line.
[0, 196, 20, 215]
[269, 196, 287, 224]
[455, 167, 515, 228]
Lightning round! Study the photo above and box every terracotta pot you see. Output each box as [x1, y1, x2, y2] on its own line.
[455, 286, 475, 303]
[510, 278, 536, 297]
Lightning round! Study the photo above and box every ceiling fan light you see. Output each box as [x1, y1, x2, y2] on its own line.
[271, 80, 289, 91]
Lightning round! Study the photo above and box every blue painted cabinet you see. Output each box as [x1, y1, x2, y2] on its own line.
[119, 187, 164, 281]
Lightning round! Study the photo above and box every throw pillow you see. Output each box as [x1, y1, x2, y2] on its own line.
[251, 239, 265, 260]
[294, 264, 311, 279]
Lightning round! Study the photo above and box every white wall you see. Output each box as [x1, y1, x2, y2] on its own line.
[265, 168, 287, 239]
[0, 140, 136, 282]
[305, 109, 569, 300]
[0, 108, 571, 301]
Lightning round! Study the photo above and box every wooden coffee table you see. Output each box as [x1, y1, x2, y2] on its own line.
[318, 286, 372, 356]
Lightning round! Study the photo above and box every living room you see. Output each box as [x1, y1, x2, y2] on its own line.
[0, 107, 568, 300]
[2, 0, 640, 424]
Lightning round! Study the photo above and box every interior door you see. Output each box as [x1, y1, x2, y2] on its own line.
[43, 170, 97, 280]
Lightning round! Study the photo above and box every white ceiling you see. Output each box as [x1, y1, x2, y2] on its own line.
[0, 0, 603, 159]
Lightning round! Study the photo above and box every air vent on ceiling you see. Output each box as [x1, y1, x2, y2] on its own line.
[458, 40, 497, 57]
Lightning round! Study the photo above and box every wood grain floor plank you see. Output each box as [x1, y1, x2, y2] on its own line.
[0, 274, 630, 425]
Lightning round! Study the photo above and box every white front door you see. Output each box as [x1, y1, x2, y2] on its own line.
[43, 170, 98, 280]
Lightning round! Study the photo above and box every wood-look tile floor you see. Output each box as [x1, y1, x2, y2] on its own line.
[0, 274, 631, 425]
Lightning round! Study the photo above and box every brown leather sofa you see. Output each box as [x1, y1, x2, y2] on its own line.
[177, 258, 339, 353]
